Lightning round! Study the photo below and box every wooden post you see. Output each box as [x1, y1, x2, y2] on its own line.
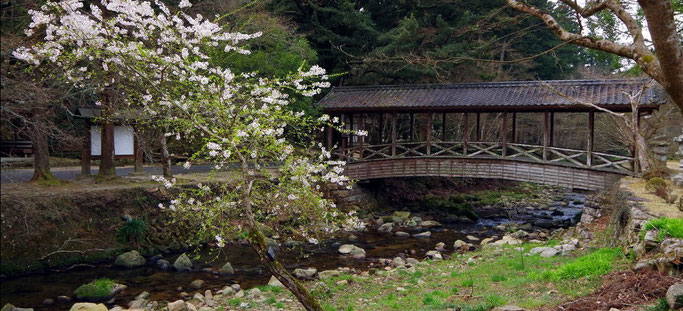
[511, 112, 517, 143]
[441, 113, 446, 141]
[549, 112, 555, 146]
[358, 114, 364, 159]
[348, 113, 354, 148]
[391, 112, 397, 156]
[133, 130, 143, 173]
[81, 122, 91, 176]
[501, 112, 508, 157]
[475, 112, 481, 142]
[326, 124, 333, 150]
[543, 112, 550, 161]
[379, 113, 384, 143]
[587, 111, 594, 167]
[409, 113, 414, 141]
[426, 112, 432, 155]
[463, 112, 469, 155]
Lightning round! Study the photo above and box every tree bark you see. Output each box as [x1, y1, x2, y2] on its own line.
[99, 121, 116, 177]
[159, 131, 172, 178]
[248, 228, 323, 311]
[28, 110, 56, 183]
[638, 0, 683, 115]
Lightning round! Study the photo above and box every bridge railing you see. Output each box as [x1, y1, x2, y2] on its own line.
[333, 141, 635, 174]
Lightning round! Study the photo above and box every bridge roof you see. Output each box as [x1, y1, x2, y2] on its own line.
[318, 79, 665, 112]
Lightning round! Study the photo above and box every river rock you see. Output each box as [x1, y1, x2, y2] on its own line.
[204, 290, 214, 306]
[217, 286, 235, 295]
[188, 279, 204, 289]
[167, 300, 186, 311]
[173, 253, 192, 272]
[406, 258, 420, 266]
[156, 259, 170, 270]
[220, 262, 234, 275]
[135, 291, 150, 300]
[395, 231, 410, 237]
[413, 231, 431, 239]
[492, 306, 527, 311]
[419, 220, 442, 228]
[294, 268, 317, 278]
[425, 250, 442, 260]
[1, 304, 33, 311]
[113, 250, 146, 268]
[480, 237, 494, 246]
[643, 230, 659, 249]
[666, 283, 683, 309]
[41, 299, 54, 305]
[490, 235, 522, 246]
[339, 244, 365, 257]
[466, 235, 480, 241]
[378, 222, 394, 233]
[390, 257, 406, 268]
[57, 296, 71, 303]
[541, 248, 559, 257]
[268, 276, 284, 287]
[318, 270, 341, 279]
[435, 242, 446, 252]
[453, 240, 468, 251]
[69, 303, 107, 311]
[392, 211, 411, 223]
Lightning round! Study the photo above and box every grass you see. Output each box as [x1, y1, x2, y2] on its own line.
[73, 278, 116, 299]
[643, 217, 683, 240]
[316, 242, 620, 310]
[533, 248, 623, 281]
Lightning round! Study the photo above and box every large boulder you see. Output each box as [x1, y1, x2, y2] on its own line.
[378, 222, 394, 233]
[666, 283, 683, 310]
[113, 250, 146, 268]
[390, 257, 406, 268]
[69, 303, 107, 311]
[173, 253, 193, 272]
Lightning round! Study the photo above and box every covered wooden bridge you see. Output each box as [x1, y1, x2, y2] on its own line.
[319, 79, 664, 190]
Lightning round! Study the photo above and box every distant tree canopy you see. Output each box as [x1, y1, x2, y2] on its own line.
[269, 0, 609, 85]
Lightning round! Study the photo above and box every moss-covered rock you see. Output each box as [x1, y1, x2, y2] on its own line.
[113, 250, 146, 268]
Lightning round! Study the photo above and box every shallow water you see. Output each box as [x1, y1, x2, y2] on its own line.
[0, 193, 584, 310]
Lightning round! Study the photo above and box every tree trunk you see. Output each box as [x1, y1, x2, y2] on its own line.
[99, 121, 116, 177]
[248, 227, 323, 311]
[638, 0, 683, 117]
[635, 130, 651, 173]
[28, 110, 56, 183]
[159, 131, 172, 178]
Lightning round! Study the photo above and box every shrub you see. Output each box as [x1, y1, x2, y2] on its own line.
[73, 278, 116, 299]
[535, 248, 622, 281]
[643, 217, 683, 239]
[645, 178, 670, 200]
[116, 217, 147, 244]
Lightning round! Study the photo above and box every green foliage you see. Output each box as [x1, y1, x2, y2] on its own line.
[73, 278, 116, 299]
[645, 177, 668, 192]
[490, 274, 507, 282]
[534, 248, 622, 281]
[116, 218, 147, 244]
[644, 298, 670, 311]
[643, 217, 683, 240]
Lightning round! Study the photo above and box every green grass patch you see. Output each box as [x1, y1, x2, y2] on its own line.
[643, 217, 683, 240]
[257, 285, 283, 294]
[73, 278, 116, 299]
[533, 247, 622, 281]
[226, 298, 242, 307]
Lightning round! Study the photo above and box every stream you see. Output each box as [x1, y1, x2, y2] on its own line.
[0, 193, 585, 310]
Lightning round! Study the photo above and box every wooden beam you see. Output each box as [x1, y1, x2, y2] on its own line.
[426, 113, 432, 155]
[501, 112, 508, 157]
[475, 112, 481, 141]
[442, 113, 446, 141]
[543, 112, 550, 161]
[81, 122, 91, 176]
[587, 111, 594, 167]
[391, 112, 397, 156]
[463, 112, 469, 155]
[549, 112, 555, 146]
[511, 112, 517, 143]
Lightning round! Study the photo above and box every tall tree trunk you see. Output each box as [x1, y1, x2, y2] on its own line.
[28, 110, 56, 183]
[99, 121, 116, 177]
[159, 131, 172, 178]
[248, 227, 323, 311]
[634, 131, 651, 172]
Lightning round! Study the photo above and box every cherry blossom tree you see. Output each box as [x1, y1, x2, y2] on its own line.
[14, 1, 361, 309]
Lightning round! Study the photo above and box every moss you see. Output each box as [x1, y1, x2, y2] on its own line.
[73, 278, 116, 299]
[641, 54, 655, 63]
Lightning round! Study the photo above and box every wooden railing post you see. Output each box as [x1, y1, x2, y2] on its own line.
[587, 111, 594, 167]
[543, 111, 550, 161]
[426, 112, 432, 155]
[463, 112, 469, 156]
[475, 112, 481, 142]
[391, 112, 397, 157]
[501, 112, 508, 157]
[511, 112, 517, 143]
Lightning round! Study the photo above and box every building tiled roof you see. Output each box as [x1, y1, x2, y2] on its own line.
[318, 79, 665, 111]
